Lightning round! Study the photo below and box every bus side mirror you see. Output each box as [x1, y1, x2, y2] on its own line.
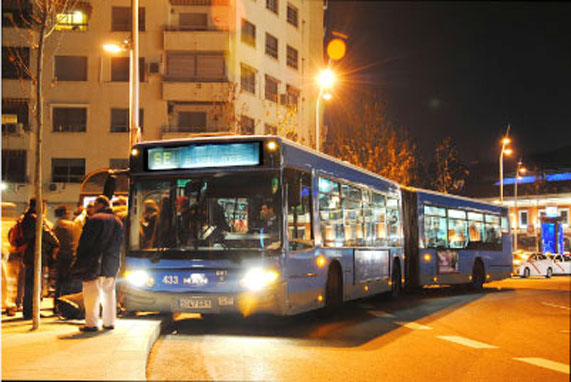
[104, 174, 117, 200]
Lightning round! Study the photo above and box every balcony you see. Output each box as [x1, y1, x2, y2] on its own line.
[162, 81, 231, 102]
[163, 29, 229, 51]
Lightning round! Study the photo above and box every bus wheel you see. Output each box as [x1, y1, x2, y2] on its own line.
[523, 268, 530, 278]
[391, 261, 402, 298]
[471, 260, 485, 291]
[546, 267, 553, 279]
[320, 263, 343, 317]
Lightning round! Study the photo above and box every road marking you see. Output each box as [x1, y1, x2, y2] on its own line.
[369, 310, 396, 318]
[513, 358, 570, 375]
[542, 302, 571, 311]
[437, 336, 498, 349]
[396, 322, 433, 330]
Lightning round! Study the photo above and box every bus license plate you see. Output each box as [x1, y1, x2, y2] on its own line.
[179, 298, 212, 309]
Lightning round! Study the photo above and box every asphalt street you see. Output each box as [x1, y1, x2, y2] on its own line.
[147, 276, 570, 381]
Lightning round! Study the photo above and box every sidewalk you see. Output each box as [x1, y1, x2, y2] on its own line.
[1, 300, 166, 381]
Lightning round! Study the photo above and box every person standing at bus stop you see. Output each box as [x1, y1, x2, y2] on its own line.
[74, 196, 123, 332]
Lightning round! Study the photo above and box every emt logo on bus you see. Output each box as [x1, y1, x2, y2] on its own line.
[147, 142, 261, 170]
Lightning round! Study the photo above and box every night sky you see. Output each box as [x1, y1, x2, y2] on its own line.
[325, 2, 571, 164]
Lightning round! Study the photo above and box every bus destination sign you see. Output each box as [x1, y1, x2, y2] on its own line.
[147, 142, 261, 171]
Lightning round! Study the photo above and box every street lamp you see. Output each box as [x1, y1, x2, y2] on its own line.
[499, 126, 513, 203]
[315, 68, 336, 152]
[102, 0, 140, 152]
[513, 161, 527, 252]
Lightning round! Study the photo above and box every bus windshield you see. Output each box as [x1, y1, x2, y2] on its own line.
[129, 171, 282, 253]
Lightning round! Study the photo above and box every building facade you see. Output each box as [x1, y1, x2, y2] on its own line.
[2, 0, 325, 213]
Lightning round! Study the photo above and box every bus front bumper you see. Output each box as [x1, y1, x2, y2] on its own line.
[119, 282, 288, 316]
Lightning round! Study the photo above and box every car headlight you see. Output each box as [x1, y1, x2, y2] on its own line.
[124, 270, 154, 287]
[240, 268, 279, 292]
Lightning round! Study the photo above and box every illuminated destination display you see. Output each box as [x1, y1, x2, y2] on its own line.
[147, 142, 261, 170]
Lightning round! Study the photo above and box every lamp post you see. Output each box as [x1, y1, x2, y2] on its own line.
[513, 161, 527, 252]
[499, 126, 513, 203]
[103, 0, 140, 153]
[315, 68, 335, 152]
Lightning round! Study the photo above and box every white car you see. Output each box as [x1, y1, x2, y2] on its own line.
[516, 253, 555, 278]
[548, 254, 571, 275]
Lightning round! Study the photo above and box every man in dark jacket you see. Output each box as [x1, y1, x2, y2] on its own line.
[21, 198, 60, 320]
[75, 195, 123, 332]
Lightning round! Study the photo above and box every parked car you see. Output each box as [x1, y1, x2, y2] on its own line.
[515, 252, 555, 278]
[547, 254, 571, 275]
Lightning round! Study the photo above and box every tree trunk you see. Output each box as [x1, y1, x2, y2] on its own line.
[32, 5, 48, 331]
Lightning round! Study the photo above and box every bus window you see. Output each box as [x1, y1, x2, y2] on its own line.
[342, 184, 362, 246]
[319, 177, 344, 247]
[387, 197, 401, 246]
[448, 209, 467, 248]
[467, 212, 484, 242]
[286, 169, 313, 250]
[371, 192, 387, 246]
[484, 214, 501, 244]
[424, 205, 447, 248]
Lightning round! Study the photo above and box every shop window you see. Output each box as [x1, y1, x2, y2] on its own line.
[55, 56, 87, 81]
[53, 107, 87, 132]
[52, 158, 85, 183]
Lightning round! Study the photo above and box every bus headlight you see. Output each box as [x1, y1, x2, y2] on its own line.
[240, 268, 279, 292]
[124, 270, 153, 287]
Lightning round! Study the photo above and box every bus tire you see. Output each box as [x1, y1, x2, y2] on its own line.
[523, 268, 530, 278]
[546, 267, 553, 279]
[391, 260, 402, 298]
[471, 259, 485, 291]
[320, 263, 343, 317]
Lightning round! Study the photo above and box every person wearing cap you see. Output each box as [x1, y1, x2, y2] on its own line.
[74, 195, 123, 332]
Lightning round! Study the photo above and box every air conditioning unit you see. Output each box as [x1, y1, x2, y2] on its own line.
[2, 123, 24, 136]
[148, 62, 161, 74]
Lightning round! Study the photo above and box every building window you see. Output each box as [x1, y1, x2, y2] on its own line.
[111, 7, 145, 32]
[176, 111, 207, 132]
[519, 210, 528, 228]
[266, 0, 278, 14]
[265, 33, 278, 59]
[52, 158, 85, 183]
[178, 13, 208, 30]
[240, 115, 255, 134]
[53, 107, 87, 132]
[2, 150, 27, 183]
[110, 108, 144, 133]
[55, 56, 87, 81]
[264, 123, 277, 135]
[240, 64, 256, 94]
[286, 84, 299, 106]
[2, 47, 30, 79]
[110, 158, 129, 169]
[55, 9, 88, 31]
[287, 3, 298, 27]
[561, 209, 569, 226]
[166, 52, 226, 82]
[241, 19, 256, 47]
[111, 57, 145, 82]
[2, 98, 29, 133]
[286, 45, 298, 70]
[265, 75, 278, 102]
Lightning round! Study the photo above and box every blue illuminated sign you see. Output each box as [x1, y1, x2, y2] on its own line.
[147, 142, 261, 170]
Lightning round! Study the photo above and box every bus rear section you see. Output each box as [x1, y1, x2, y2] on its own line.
[402, 188, 513, 289]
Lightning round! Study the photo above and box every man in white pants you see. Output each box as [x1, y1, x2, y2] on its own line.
[75, 196, 123, 332]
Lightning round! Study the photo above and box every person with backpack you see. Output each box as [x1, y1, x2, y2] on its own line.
[20, 198, 60, 320]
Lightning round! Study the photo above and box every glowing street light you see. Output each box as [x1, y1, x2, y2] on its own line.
[499, 125, 513, 204]
[315, 68, 336, 152]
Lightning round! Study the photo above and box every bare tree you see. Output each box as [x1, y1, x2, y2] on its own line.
[4, 0, 79, 329]
[432, 137, 469, 194]
[323, 94, 417, 185]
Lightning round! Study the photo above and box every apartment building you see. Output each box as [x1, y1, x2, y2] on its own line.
[2, 0, 325, 212]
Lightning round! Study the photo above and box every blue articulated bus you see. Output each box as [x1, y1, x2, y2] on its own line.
[119, 135, 511, 316]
